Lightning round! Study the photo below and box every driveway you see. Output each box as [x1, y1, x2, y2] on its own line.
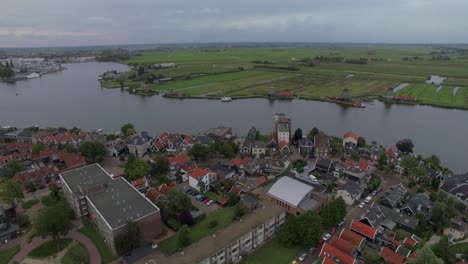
[173, 182, 220, 213]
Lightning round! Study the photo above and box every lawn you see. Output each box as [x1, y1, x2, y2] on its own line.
[396, 83, 468, 108]
[449, 242, 468, 254]
[61, 242, 89, 264]
[28, 239, 72, 258]
[79, 220, 115, 263]
[240, 238, 303, 264]
[22, 199, 39, 209]
[158, 206, 237, 255]
[0, 245, 20, 264]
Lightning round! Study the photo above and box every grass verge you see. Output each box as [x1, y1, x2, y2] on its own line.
[28, 239, 71, 258]
[0, 245, 20, 264]
[240, 238, 302, 264]
[61, 242, 90, 264]
[79, 220, 116, 263]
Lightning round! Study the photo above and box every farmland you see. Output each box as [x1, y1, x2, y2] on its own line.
[109, 44, 468, 109]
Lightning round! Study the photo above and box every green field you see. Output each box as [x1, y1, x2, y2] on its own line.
[240, 238, 302, 264]
[79, 220, 115, 263]
[115, 44, 468, 109]
[28, 239, 72, 259]
[0, 245, 20, 264]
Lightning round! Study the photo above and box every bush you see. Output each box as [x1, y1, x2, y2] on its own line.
[17, 213, 30, 229]
[208, 220, 219, 229]
[408, 180, 416, 189]
[233, 204, 246, 220]
[22, 199, 39, 209]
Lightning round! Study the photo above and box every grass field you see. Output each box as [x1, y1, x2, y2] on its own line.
[117, 44, 468, 109]
[0, 245, 20, 264]
[240, 238, 302, 264]
[158, 206, 236, 255]
[28, 239, 72, 259]
[79, 220, 115, 263]
[61, 242, 89, 264]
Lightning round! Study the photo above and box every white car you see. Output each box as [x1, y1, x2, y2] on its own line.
[358, 202, 366, 208]
[364, 196, 372, 203]
[322, 233, 331, 241]
[298, 253, 307, 262]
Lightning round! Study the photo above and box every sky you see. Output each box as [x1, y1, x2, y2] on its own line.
[1, 0, 468, 47]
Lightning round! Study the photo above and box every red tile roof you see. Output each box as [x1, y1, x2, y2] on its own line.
[189, 168, 211, 180]
[146, 187, 162, 202]
[330, 237, 356, 256]
[319, 243, 355, 264]
[343, 132, 358, 141]
[339, 229, 365, 248]
[159, 183, 174, 194]
[184, 136, 193, 144]
[229, 186, 241, 195]
[402, 237, 418, 247]
[268, 133, 277, 144]
[13, 166, 56, 183]
[181, 161, 197, 172]
[322, 257, 337, 264]
[350, 220, 378, 240]
[229, 157, 250, 168]
[380, 247, 405, 264]
[387, 148, 397, 159]
[168, 154, 187, 165]
[358, 159, 371, 172]
[278, 140, 289, 151]
[131, 177, 147, 189]
[256, 176, 268, 186]
[344, 159, 355, 169]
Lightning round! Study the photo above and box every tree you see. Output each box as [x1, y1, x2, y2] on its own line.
[34, 202, 72, 252]
[278, 216, 301, 247]
[233, 204, 246, 219]
[189, 144, 210, 160]
[120, 123, 136, 138]
[378, 153, 388, 168]
[307, 127, 319, 140]
[292, 128, 303, 145]
[79, 141, 106, 163]
[432, 235, 455, 264]
[396, 139, 414, 154]
[31, 143, 46, 155]
[298, 211, 322, 246]
[151, 154, 169, 175]
[177, 225, 191, 248]
[350, 150, 359, 161]
[69, 127, 81, 134]
[357, 136, 366, 148]
[330, 137, 343, 156]
[49, 183, 60, 201]
[0, 180, 24, 207]
[410, 244, 444, 264]
[227, 192, 240, 206]
[219, 143, 235, 158]
[124, 157, 150, 181]
[197, 178, 206, 192]
[401, 155, 419, 171]
[179, 209, 194, 226]
[431, 202, 451, 233]
[425, 155, 441, 168]
[1, 160, 24, 179]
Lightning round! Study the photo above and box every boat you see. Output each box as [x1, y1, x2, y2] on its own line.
[221, 97, 232, 102]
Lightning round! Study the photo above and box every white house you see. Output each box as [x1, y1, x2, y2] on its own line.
[343, 131, 358, 147]
[188, 168, 217, 192]
[251, 141, 267, 157]
[125, 134, 151, 157]
[336, 181, 362, 206]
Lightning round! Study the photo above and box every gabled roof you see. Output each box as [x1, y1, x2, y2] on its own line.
[343, 131, 358, 141]
[322, 257, 337, 264]
[319, 243, 355, 264]
[180, 161, 197, 173]
[380, 247, 405, 264]
[339, 228, 365, 248]
[402, 237, 418, 247]
[229, 186, 241, 196]
[350, 220, 378, 239]
[278, 140, 289, 151]
[395, 244, 412, 258]
[381, 183, 407, 208]
[168, 154, 187, 165]
[131, 177, 148, 189]
[230, 157, 250, 168]
[256, 176, 268, 186]
[387, 148, 397, 159]
[146, 187, 163, 202]
[338, 181, 362, 199]
[189, 168, 212, 180]
[330, 237, 356, 256]
[267, 176, 312, 207]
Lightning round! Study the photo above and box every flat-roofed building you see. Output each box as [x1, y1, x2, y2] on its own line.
[60, 164, 161, 252]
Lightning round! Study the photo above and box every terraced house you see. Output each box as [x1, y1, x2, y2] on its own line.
[60, 164, 162, 252]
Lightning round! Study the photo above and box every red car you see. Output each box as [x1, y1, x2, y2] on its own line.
[203, 198, 210, 204]
[329, 227, 337, 235]
[315, 239, 325, 248]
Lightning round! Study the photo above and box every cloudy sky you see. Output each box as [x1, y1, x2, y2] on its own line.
[1, 0, 468, 47]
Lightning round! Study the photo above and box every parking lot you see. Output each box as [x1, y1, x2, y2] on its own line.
[173, 181, 220, 213]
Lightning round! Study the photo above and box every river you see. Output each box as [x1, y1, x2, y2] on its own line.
[0, 62, 467, 173]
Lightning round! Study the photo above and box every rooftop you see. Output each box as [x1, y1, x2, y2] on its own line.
[60, 164, 110, 197]
[267, 176, 313, 207]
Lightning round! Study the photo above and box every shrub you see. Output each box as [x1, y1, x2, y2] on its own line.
[208, 220, 219, 229]
[17, 213, 30, 229]
[408, 180, 416, 189]
[22, 199, 39, 209]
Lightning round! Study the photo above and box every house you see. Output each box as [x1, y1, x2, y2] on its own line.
[244, 159, 261, 176]
[267, 176, 320, 215]
[386, 148, 399, 164]
[315, 158, 335, 173]
[380, 183, 407, 209]
[278, 140, 290, 155]
[246, 126, 257, 141]
[444, 221, 466, 241]
[298, 138, 314, 158]
[350, 219, 378, 240]
[395, 244, 412, 258]
[400, 193, 432, 218]
[106, 139, 128, 157]
[124, 132, 151, 157]
[209, 162, 236, 181]
[188, 168, 217, 192]
[204, 126, 232, 140]
[361, 205, 418, 232]
[167, 153, 188, 180]
[440, 173, 468, 206]
[230, 157, 250, 169]
[343, 132, 358, 157]
[267, 134, 277, 150]
[339, 228, 365, 250]
[131, 176, 150, 194]
[319, 243, 356, 264]
[146, 187, 165, 203]
[314, 132, 331, 158]
[380, 247, 405, 264]
[251, 141, 267, 157]
[274, 113, 291, 145]
[60, 164, 161, 252]
[192, 135, 215, 146]
[180, 161, 197, 182]
[0, 205, 20, 243]
[336, 181, 363, 206]
[330, 237, 357, 256]
[263, 159, 287, 175]
[240, 140, 252, 154]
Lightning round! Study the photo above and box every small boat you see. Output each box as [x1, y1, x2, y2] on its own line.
[221, 97, 232, 102]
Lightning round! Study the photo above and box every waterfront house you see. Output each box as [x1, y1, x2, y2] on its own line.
[298, 138, 314, 158]
[204, 126, 232, 140]
[314, 132, 331, 158]
[251, 140, 267, 157]
[400, 193, 432, 218]
[125, 132, 152, 157]
[106, 139, 128, 157]
[343, 131, 358, 158]
[440, 172, 468, 208]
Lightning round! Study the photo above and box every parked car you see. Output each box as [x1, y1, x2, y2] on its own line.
[196, 194, 205, 201]
[184, 187, 192, 193]
[329, 227, 337, 235]
[364, 196, 372, 203]
[337, 220, 345, 228]
[298, 253, 307, 262]
[315, 239, 325, 248]
[308, 247, 316, 253]
[206, 200, 215, 206]
[322, 233, 331, 241]
[358, 202, 365, 208]
[203, 198, 210, 204]
[191, 192, 200, 196]
[463, 217, 468, 223]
